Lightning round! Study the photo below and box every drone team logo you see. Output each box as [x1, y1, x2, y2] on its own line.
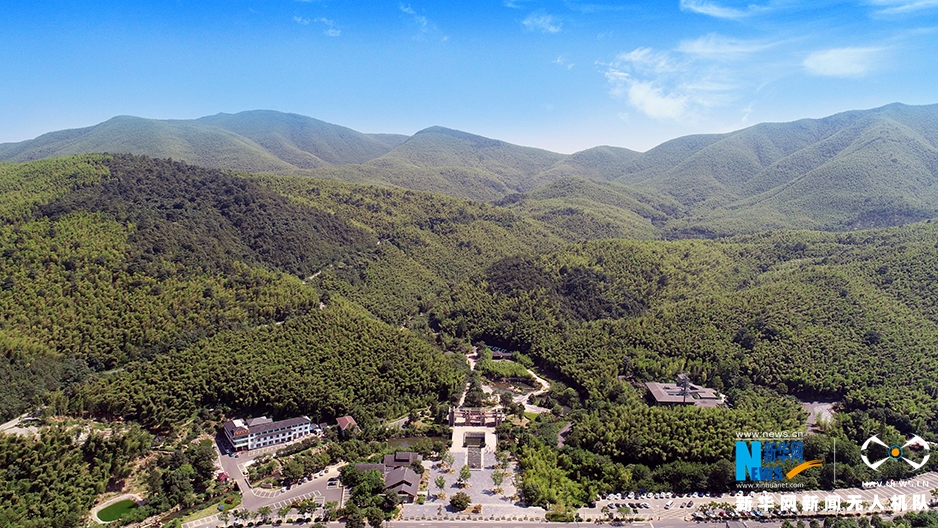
[861, 435, 930, 471]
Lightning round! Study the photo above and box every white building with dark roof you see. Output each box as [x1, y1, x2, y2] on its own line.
[223, 415, 313, 451]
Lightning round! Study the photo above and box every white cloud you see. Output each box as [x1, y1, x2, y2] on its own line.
[293, 16, 311, 25]
[679, 0, 769, 19]
[803, 47, 883, 77]
[676, 34, 774, 57]
[606, 70, 688, 119]
[868, 0, 938, 14]
[604, 42, 759, 121]
[554, 56, 575, 69]
[616, 48, 679, 74]
[318, 18, 340, 37]
[522, 11, 562, 33]
[563, 0, 630, 12]
[400, 3, 435, 36]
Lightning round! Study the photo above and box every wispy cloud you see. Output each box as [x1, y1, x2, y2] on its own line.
[617, 48, 680, 74]
[867, 0, 938, 14]
[522, 11, 562, 33]
[294, 16, 341, 36]
[318, 18, 340, 37]
[803, 47, 884, 77]
[563, 0, 631, 12]
[399, 4, 428, 28]
[676, 34, 774, 57]
[606, 71, 689, 119]
[554, 56, 575, 70]
[679, 0, 769, 19]
[603, 39, 768, 122]
[400, 3, 439, 38]
[503, 0, 527, 7]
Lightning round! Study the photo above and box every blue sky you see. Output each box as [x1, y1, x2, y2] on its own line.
[1, 0, 936, 153]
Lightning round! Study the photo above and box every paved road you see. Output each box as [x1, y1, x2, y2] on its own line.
[184, 435, 344, 528]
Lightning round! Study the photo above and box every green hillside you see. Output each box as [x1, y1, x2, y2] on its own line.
[0, 111, 401, 172]
[196, 110, 400, 166]
[622, 103, 938, 233]
[7, 152, 938, 522]
[373, 126, 566, 190]
[0, 115, 298, 172]
[432, 222, 938, 433]
[0, 154, 571, 422]
[496, 177, 680, 240]
[5, 104, 938, 235]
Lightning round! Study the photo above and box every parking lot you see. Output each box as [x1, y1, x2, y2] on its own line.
[580, 470, 938, 522]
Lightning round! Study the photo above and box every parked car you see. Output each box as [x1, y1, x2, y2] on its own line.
[665, 500, 675, 510]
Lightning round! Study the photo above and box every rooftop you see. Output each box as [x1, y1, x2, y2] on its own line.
[645, 381, 722, 408]
[337, 415, 358, 431]
[223, 415, 311, 437]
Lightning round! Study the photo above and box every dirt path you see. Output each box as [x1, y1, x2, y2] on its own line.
[513, 368, 550, 414]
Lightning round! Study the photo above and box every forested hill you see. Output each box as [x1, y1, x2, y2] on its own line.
[3, 103, 938, 234]
[0, 111, 406, 172]
[8, 152, 938, 524]
[0, 153, 570, 423]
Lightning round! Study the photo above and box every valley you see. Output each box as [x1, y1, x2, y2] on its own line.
[2, 105, 938, 527]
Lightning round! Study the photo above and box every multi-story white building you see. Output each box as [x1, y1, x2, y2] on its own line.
[223, 415, 315, 452]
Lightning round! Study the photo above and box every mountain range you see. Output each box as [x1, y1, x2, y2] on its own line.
[3, 103, 938, 235]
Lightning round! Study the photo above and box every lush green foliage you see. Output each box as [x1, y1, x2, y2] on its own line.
[0, 425, 151, 528]
[432, 227, 938, 428]
[6, 142, 938, 521]
[0, 156, 108, 221]
[262, 175, 564, 325]
[0, 155, 343, 420]
[475, 348, 532, 381]
[95, 499, 137, 522]
[0, 112, 402, 172]
[79, 300, 465, 429]
[6, 104, 938, 237]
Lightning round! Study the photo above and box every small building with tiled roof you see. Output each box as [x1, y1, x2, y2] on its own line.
[337, 415, 358, 437]
[383, 451, 422, 468]
[354, 452, 424, 503]
[384, 467, 420, 502]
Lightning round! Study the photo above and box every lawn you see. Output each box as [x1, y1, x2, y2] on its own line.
[97, 499, 138, 522]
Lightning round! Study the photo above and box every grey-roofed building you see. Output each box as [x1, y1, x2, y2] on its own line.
[645, 375, 723, 408]
[354, 453, 423, 503]
[354, 463, 386, 474]
[383, 451, 422, 468]
[384, 467, 420, 502]
[223, 415, 312, 452]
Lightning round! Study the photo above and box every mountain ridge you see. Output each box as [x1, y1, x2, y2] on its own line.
[3, 102, 938, 234]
